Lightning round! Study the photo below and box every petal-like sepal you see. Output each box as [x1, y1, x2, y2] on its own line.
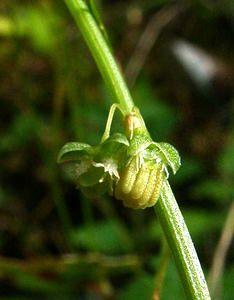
[153, 142, 181, 174]
[57, 142, 94, 163]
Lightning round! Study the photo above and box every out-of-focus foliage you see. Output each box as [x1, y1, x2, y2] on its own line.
[0, 0, 233, 299]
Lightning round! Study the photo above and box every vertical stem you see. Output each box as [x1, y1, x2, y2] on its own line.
[155, 180, 211, 299]
[65, 1, 211, 299]
[65, 0, 134, 115]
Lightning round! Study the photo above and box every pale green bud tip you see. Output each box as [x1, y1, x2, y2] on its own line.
[115, 157, 165, 209]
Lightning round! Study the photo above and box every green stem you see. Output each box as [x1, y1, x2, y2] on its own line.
[65, 0, 134, 115]
[155, 180, 210, 299]
[65, 1, 211, 299]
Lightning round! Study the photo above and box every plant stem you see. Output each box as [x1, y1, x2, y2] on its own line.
[65, 0, 134, 116]
[65, 1, 211, 299]
[155, 180, 210, 299]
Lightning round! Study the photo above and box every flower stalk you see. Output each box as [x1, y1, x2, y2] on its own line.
[64, 0, 211, 299]
[65, 0, 134, 116]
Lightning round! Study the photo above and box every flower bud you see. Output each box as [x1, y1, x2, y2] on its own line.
[115, 156, 165, 209]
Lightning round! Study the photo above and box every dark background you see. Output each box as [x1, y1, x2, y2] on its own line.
[0, 1, 233, 299]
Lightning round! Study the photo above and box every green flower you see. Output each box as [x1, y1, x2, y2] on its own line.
[115, 134, 181, 209]
[57, 105, 181, 209]
[57, 133, 129, 198]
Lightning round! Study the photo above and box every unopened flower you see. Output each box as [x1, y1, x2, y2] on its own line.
[115, 138, 180, 209]
[115, 109, 181, 209]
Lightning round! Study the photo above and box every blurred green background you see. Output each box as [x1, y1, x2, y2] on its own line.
[0, 1, 234, 299]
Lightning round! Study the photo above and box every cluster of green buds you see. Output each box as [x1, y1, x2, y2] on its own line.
[57, 105, 181, 209]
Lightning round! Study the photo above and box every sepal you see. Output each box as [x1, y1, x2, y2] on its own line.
[153, 142, 181, 174]
[57, 142, 93, 163]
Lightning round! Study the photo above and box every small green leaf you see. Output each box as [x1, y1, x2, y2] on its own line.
[154, 142, 181, 174]
[57, 142, 93, 163]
